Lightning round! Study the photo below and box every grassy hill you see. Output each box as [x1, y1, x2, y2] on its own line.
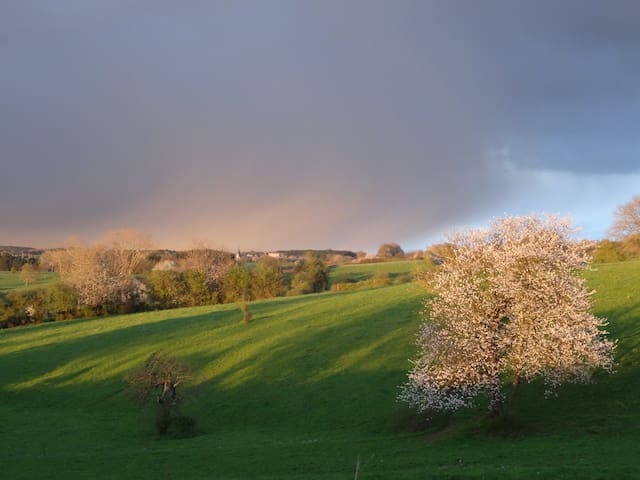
[329, 259, 424, 284]
[1, 261, 639, 479]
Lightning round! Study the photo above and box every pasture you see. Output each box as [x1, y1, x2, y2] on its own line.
[0, 260, 638, 479]
[329, 259, 424, 283]
[0, 271, 57, 295]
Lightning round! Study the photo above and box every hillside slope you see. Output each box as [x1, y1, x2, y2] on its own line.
[1, 262, 639, 479]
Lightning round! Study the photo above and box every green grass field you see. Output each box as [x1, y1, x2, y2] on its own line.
[0, 271, 57, 295]
[329, 259, 424, 284]
[1, 261, 638, 479]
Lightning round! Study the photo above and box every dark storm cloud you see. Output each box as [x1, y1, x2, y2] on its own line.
[1, 1, 639, 249]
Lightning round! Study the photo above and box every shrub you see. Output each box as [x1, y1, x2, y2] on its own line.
[222, 264, 251, 303]
[290, 253, 329, 295]
[183, 270, 213, 306]
[621, 233, 640, 258]
[592, 240, 626, 263]
[45, 282, 78, 320]
[149, 270, 188, 308]
[371, 272, 392, 288]
[250, 257, 285, 299]
[1, 288, 47, 327]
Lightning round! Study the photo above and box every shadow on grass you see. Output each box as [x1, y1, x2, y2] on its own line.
[598, 301, 640, 364]
[2, 285, 638, 444]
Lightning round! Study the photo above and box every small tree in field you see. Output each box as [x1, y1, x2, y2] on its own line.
[290, 252, 329, 295]
[126, 352, 194, 435]
[251, 256, 285, 299]
[223, 264, 252, 323]
[20, 263, 39, 286]
[609, 195, 640, 240]
[400, 215, 615, 417]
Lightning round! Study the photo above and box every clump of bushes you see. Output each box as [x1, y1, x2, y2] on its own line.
[0, 282, 79, 328]
[592, 235, 640, 263]
[1, 251, 328, 328]
[148, 270, 215, 309]
[0, 279, 151, 328]
[289, 253, 329, 295]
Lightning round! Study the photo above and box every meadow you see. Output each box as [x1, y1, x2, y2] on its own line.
[1, 260, 638, 479]
[328, 259, 424, 284]
[0, 271, 57, 295]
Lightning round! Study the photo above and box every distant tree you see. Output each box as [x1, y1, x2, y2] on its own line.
[20, 263, 39, 286]
[183, 270, 213, 306]
[223, 264, 251, 303]
[184, 244, 233, 292]
[400, 215, 616, 417]
[609, 195, 640, 240]
[149, 270, 188, 308]
[2, 288, 47, 325]
[376, 243, 404, 258]
[290, 252, 329, 295]
[39, 250, 61, 272]
[620, 233, 640, 259]
[0, 253, 11, 271]
[592, 239, 627, 264]
[425, 243, 456, 264]
[103, 228, 152, 279]
[50, 230, 151, 308]
[0, 252, 28, 271]
[250, 256, 285, 299]
[44, 282, 78, 320]
[223, 264, 252, 322]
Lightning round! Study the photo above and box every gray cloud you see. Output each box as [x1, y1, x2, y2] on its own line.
[1, 1, 639, 249]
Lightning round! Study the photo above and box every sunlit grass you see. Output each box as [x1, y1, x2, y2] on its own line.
[1, 261, 639, 479]
[329, 259, 424, 284]
[0, 271, 57, 294]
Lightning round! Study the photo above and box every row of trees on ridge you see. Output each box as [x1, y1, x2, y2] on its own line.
[0, 232, 330, 327]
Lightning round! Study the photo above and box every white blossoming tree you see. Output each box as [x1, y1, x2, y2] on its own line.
[400, 215, 615, 416]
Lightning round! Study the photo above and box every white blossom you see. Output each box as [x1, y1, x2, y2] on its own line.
[400, 215, 616, 414]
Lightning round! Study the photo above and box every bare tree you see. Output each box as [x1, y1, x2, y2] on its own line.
[52, 230, 151, 307]
[125, 352, 193, 434]
[103, 229, 152, 277]
[184, 242, 233, 289]
[126, 352, 192, 404]
[609, 195, 640, 240]
[400, 215, 615, 417]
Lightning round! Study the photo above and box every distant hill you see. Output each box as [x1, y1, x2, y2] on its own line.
[275, 249, 357, 258]
[0, 246, 44, 256]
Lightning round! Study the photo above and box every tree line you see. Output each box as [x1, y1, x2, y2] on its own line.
[0, 252, 38, 271]
[0, 232, 329, 328]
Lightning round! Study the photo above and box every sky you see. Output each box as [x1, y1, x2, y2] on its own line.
[1, 1, 639, 252]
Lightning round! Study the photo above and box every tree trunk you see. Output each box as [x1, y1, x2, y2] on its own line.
[504, 374, 520, 417]
[488, 381, 503, 417]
